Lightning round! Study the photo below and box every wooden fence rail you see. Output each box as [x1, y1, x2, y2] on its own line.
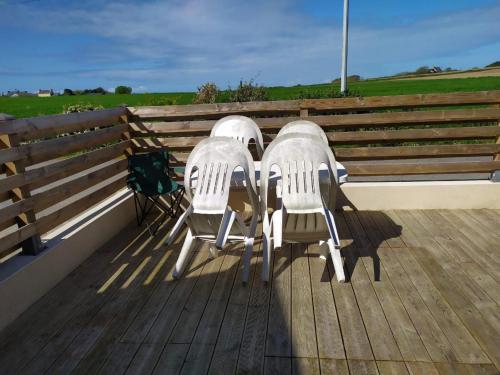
[1, 90, 499, 262]
[0, 108, 130, 259]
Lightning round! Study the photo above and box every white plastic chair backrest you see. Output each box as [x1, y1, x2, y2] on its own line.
[185, 137, 258, 214]
[277, 120, 329, 144]
[210, 115, 264, 159]
[260, 133, 338, 215]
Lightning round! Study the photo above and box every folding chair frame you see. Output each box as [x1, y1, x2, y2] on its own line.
[132, 186, 185, 235]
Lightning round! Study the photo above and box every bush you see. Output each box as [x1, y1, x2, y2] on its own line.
[415, 66, 430, 74]
[115, 85, 132, 94]
[228, 80, 267, 102]
[194, 82, 219, 104]
[63, 88, 74, 96]
[63, 103, 104, 113]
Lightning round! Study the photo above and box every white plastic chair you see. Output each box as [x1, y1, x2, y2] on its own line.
[166, 137, 259, 283]
[210, 115, 264, 159]
[276, 120, 329, 144]
[260, 133, 345, 283]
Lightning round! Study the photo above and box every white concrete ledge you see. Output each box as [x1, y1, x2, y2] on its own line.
[0, 188, 135, 332]
[339, 180, 500, 210]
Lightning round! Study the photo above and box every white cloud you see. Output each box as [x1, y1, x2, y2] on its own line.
[2, 0, 499, 90]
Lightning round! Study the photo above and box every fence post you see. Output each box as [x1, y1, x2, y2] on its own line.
[491, 105, 500, 182]
[0, 113, 43, 254]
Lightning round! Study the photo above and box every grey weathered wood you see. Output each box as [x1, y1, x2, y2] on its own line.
[291, 243, 318, 358]
[0, 107, 127, 140]
[266, 244, 292, 357]
[308, 244, 345, 359]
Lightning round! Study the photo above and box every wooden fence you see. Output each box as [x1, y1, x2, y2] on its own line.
[0, 108, 131, 260]
[1, 90, 499, 261]
[130, 90, 500, 176]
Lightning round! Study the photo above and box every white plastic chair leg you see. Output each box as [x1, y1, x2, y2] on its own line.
[318, 240, 328, 260]
[327, 238, 345, 283]
[271, 209, 283, 250]
[261, 227, 272, 283]
[242, 238, 254, 284]
[173, 228, 196, 279]
[165, 205, 191, 246]
[215, 208, 236, 250]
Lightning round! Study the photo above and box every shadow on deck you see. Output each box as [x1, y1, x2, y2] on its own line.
[0, 209, 499, 375]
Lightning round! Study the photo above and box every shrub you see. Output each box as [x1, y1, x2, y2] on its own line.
[228, 80, 267, 102]
[63, 103, 104, 113]
[115, 85, 132, 94]
[415, 66, 430, 74]
[63, 88, 74, 96]
[194, 82, 219, 104]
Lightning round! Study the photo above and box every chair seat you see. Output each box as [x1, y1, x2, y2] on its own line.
[283, 213, 330, 241]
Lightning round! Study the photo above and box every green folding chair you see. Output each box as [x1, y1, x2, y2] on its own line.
[127, 151, 185, 234]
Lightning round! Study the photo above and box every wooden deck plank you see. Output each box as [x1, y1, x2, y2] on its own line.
[169, 252, 226, 344]
[266, 244, 292, 357]
[1, 209, 499, 375]
[152, 343, 189, 375]
[377, 361, 410, 375]
[405, 211, 496, 310]
[74, 246, 209, 374]
[319, 359, 349, 375]
[359, 250, 431, 362]
[291, 244, 318, 358]
[329, 214, 374, 361]
[421, 211, 500, 282]
[355, 211, 390, 248]
[177, 250, 241, 374]
[342, 212, 403, 361]
[348, 359, 380, 375]
[409, 247, 500, 368]
[46, 250, 168, 373]
[393, 246, 491, 364]
[436, 211, 500, 273]
[308, 244, 345, 359]
[405, 361, 440, 375]
[18, 219, 176, 375]
[376, 247, 457, 363]
[208, 243, 259, 375]
[0, 222, 148, 374]
[264, 356, 291, 375]
[236, 247, 273, 374]
[291, 357, 320, 375]
[369, 211, 406, 249]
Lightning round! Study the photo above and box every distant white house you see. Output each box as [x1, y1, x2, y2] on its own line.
[38, 89, 54, 97]
[429, 66, 442, 73]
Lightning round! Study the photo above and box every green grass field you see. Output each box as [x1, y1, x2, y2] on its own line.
[1, 77, 499, 118]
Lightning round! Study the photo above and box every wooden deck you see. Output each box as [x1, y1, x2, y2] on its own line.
[1, 209, 499, 375]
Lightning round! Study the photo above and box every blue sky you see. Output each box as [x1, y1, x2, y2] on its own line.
[1, 0, 499, 93]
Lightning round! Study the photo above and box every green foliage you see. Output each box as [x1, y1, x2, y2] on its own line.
[415, 66, 430, 74]
[193, 82, 219, 104]
[331, 75, 362, 84]
[63, 102, 104, 113]
[486, 61, 500, 68]
[137, 95, 177, 106]
[1, 77, 499, 118]
[289, 86, 360, 99]
[227, 80, 267, 102]
[115, 85, 133, 94]
[63, 88, 74, 96]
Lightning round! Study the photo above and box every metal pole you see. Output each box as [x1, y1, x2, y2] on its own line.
[340, 0, 349, 93]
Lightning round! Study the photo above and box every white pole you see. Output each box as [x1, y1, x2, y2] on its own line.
[340, 0, 349, 93]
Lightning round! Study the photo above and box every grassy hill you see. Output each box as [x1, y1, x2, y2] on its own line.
[1, 76, 499, 118]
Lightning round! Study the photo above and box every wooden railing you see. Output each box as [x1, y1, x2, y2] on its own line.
[0, 108, 131, 260]
[1, 90, 499, 262]
[130, 90, 500, 176]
